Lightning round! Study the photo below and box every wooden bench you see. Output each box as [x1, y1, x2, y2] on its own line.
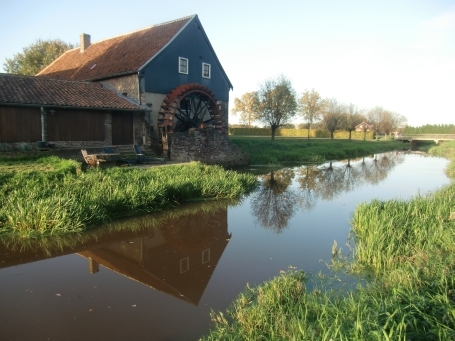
[102, 145, 165, 165]
[81, 149, 106, 167]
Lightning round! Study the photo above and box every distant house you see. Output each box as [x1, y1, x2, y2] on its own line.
[38, 15, 233, 153]
[0, 73, 146, 148]
[355, 122, 373, 132]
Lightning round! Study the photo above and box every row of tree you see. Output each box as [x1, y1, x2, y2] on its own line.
[403, 124, 455, 134]
[231, 75, 407, 141]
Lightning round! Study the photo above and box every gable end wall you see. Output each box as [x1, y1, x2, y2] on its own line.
[101, 74, 139, 102]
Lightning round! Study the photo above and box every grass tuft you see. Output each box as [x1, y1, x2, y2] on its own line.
[0, 160, 257, 237]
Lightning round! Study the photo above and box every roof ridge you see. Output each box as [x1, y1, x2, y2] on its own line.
[83, 14, 196, 47]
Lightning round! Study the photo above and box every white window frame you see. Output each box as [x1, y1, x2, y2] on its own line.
[179, 57, 188, 74]
[180, 257, 189, 273]
[202, 249, 211, 264]
[202, 63, 211, 79]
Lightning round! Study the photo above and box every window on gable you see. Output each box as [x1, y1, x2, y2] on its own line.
[179, 57, 188, 74]
[202, 63, 211, 79]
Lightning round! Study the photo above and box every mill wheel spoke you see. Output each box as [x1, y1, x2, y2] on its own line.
[158, 84, 222, 134]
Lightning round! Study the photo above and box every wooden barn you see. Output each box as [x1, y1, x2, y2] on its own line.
[0, 73, 147, 149]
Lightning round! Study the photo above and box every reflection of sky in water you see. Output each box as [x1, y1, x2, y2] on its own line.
[227, 153, 450, 277]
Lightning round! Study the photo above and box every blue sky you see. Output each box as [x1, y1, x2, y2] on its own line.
[1, 0, 454, 127]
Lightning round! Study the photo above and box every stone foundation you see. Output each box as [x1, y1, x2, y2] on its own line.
[169, 128, 249, 167]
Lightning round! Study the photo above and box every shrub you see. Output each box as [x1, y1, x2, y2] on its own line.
[0, 143, 13, 152]
[16, 143, 32, 151]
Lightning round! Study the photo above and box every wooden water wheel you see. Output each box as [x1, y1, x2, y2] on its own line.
[158, 83, 222, 136]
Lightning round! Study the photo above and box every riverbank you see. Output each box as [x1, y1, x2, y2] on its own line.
[229, 136, 405, 165]
[0, 157, 257, 238]
[202, 141, 455, 340]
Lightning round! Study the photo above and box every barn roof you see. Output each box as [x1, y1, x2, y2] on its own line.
[0, 73, 146, 110]
[37, 16, 194, 81]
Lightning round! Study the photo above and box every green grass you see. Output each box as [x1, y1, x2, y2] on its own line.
[229, 136, 405, 165]
[202, 141, 455, 341]
[204, 268, 455, 340]
[0, 160, 257, 237]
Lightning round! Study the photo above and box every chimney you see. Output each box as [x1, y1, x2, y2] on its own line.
[80, 33, 91, 53]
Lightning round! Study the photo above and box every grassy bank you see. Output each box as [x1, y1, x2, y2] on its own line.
[230, 136, 405, 165]
[202, 141, 455, 340]
[0, 157, 257, 237]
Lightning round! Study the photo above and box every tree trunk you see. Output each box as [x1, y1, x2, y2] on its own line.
[307, 123, 310, 140]
[363, 131, 366, 141]
[349, 130, 352, 141]
[330, 131, 334, 140]
[271, 126, 277, 141]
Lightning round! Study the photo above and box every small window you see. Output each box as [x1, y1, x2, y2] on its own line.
[180, 257, 189, 273]
[202, 63, 211, 79]
[202, 249, 210, 264]
[179, 57, 188, 74]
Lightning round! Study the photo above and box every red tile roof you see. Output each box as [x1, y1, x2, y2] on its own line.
[0, 73, 145, 110]
[37, 16, 194, 81]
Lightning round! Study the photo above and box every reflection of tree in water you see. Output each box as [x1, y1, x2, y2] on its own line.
[316, 161, 348, 200]
[250, 169, 297, 233]
[295, 152, 405, 208]
[250, 153, 405, 233]
[295, 166, 319, 211]
[341, 159, 361, 193]
[357, 153, 404, 185]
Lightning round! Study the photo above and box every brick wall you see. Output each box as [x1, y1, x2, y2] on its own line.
[169, 128, 249, 166]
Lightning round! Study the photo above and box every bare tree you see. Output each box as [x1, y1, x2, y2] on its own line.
[321, 98, 343, 140]
[343, 103, 365, 141]
[367, 107, 407, 139]
[299, 89, 323, 139]
[367, 106, 385, 139]
[231, 92, 259, 128]
[389, 112, 408, 135]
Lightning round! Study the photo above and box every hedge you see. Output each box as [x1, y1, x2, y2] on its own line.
[228, 128, 373, 139]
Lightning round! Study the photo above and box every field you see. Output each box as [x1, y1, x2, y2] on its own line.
[229, 136, 405, 165]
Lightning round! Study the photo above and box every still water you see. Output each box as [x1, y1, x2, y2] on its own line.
[0, 152, 451, 340]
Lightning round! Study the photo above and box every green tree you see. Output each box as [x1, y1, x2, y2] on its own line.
[299, 89, 323, 139]
[231, 92, 259, 128]
[256, 75, 298, 141]
[3, 39, 74, 75]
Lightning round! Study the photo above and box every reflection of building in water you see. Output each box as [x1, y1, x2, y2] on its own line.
[78, 208, 230, 305]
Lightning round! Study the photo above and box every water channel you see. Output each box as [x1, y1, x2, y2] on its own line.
[0, 151, 451, 340]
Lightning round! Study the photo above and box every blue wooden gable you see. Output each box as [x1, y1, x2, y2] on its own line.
[139, 16, 232, 102]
